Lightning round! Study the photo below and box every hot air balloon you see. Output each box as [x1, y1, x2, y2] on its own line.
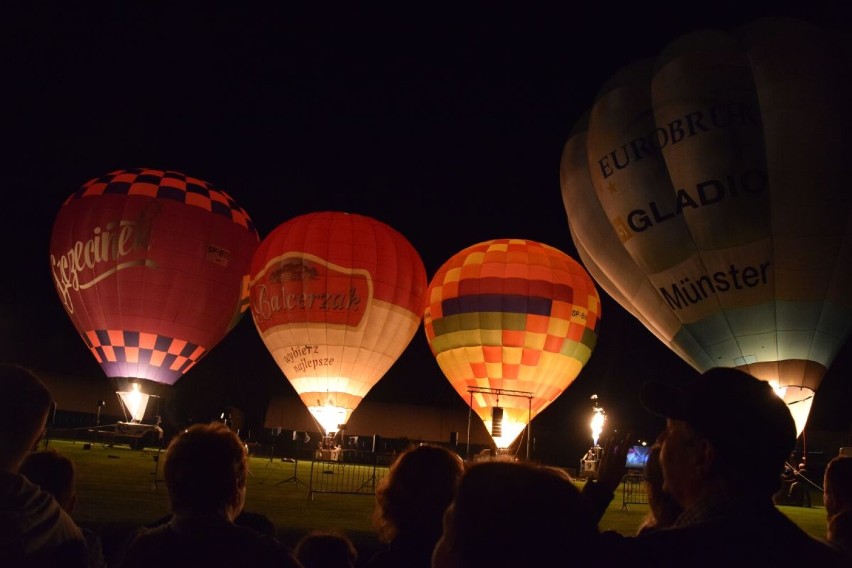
[560, 17, 852, 435]
[49, 168, 259, 405]
[423, 239, 601, 453]
[248, 211, 427, 439]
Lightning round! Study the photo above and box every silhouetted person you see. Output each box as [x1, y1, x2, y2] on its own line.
[117, 421, 301, 567]
[0, 363, 88, 567]
[636, 443, 682, 535]
[589, 367, 848, 567]
[788, 459, 812, 507]
[366, 444, 464, 568]
[19, 449, 108, 567]
[432, 460, 599, 567]
[777, 457, 797, 504]
[294, 529, 357, 568]
[823, 455, 852, 557]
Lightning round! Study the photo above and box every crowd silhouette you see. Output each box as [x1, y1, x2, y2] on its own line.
[3, 362, 850, 567]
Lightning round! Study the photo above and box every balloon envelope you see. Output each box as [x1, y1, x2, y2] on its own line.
[560, 17, 852, 434]
[248, 211, 427, 435]
[49, 168, 259, 387]
[424, 239, 601, 449]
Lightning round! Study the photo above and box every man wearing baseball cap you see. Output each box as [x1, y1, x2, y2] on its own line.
[640, 366, 799, 512]
[593, 367, 847, 566]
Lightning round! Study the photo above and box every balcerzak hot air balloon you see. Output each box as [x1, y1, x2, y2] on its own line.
[560, 17, 852, 435]
[248, 211, 427, 439]
[49, 168, 259, 422]
[423, 239, 600, 453]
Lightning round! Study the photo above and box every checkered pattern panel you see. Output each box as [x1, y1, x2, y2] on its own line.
[66, 168, 256, 234]
[82, 329, 207, 374]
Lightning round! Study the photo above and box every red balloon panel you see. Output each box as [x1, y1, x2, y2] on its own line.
[50, 169, 259, 385]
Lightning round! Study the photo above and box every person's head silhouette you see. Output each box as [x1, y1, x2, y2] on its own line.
[0, 363, 53, 473]
[641, 367, 796, 508]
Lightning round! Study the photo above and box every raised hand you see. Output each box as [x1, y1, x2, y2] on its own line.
[596, 431, 632, 494]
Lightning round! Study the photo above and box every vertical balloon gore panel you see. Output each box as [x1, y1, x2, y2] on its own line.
[49, 169, 259, 386]
[424, 239, 600, 449]
[249, 211, 427, 434]
[560, 17, 852, 435]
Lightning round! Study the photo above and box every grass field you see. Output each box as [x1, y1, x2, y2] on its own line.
[46, 438, 830, 566]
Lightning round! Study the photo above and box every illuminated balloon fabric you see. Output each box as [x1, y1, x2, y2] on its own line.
[560, 17, 852, 433]
[423, 239, 601, 449]
[248, 211, 427, 434]
[49, 168, 260, 386]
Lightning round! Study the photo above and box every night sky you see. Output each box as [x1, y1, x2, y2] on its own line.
[3, 3, 850, 464]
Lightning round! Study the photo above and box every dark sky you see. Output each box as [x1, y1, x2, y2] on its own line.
[3, 3, 850, 463]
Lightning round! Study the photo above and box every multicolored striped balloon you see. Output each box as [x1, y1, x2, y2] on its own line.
[424, 239, 601, 450]
[49, 168, 259, 387]
[248, 211, 427, 436]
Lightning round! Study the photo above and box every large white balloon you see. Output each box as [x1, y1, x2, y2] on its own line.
[560, 17, 852, 435]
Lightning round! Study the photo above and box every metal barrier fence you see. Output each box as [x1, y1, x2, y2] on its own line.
[307, 459, 389, 500]
[621, 472, 648, 510]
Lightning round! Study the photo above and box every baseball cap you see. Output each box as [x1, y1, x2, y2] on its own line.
[640, 367, 796, 482]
